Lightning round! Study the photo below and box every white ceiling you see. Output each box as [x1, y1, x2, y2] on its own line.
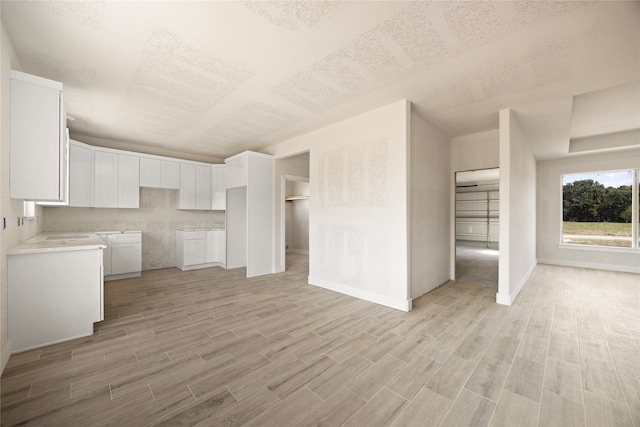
[2, 1, 638, 162]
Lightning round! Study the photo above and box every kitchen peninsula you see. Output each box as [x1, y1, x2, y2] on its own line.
[8, 233, 106, 352]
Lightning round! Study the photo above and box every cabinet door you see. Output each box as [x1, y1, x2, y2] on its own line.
[110, 243, 142, 275]
[140, 158, 180, 189]
[139, 158, 162, 188]
[211, 166, 227, 210]
[69, 143, 93, 207]
[205, 231, 215, 263]
[10, 71, 65, 201]
[162, 161, 180, 189]
[94, 151, 118, 208]
[196, 165, 212, 210]
[208, 230, 226, 264]
[184, 238, 206, 266]
[118, 154, 139, 208]
[178, 164, 196, 209]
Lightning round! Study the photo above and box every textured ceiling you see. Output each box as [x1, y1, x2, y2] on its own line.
[2, 1, 638, 162]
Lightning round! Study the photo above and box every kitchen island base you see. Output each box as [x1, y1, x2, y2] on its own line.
[8, 248, 104, 353]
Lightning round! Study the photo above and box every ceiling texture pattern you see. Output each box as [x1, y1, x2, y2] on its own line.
[2, 1, 638, 162]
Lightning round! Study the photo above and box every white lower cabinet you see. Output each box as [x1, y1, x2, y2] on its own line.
[8, 248, 103, 352]
[176, 229, 225, 271]
[98, 231, 142, 280]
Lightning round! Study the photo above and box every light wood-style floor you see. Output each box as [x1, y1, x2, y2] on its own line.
[1, 254, 638, 426]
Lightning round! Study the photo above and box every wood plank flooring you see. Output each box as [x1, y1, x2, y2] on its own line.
[1, 254, 638, 426]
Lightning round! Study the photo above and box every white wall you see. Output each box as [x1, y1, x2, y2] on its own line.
[264, 100, 411, 311]
[537, 148, 640, 272]
[409, 110, 451, 298]
[497, 109, 537, 305]
[0, 21, 45, 370]
[451, 129, 500, 173]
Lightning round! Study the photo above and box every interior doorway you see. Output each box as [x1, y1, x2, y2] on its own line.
[276, 152, 310, 274]
[281, 175, 309, 271]
[455, 168, 500, 286]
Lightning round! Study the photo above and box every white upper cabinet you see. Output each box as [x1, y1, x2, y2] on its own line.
[178, 164, 197, 209]
[94, 151, 118, 208]
[140, 158, 180, 189]
[10, 70, 68, 202]
[118, 154, 139, 208]
[94, 150, 139, 208]
[178, 163, 212, 210]
[211, 165, 227, 210]
[68, 140, 93, 207]
[225, 155, 247, 189]
[196, 165, 212, 210]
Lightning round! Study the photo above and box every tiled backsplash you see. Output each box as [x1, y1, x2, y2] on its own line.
[43, 188, 225, 270]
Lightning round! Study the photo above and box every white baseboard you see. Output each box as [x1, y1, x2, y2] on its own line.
[537, 258, 640, 274]
[176, 262, 226, 272]
[308, 276, 412, 312]
[496, 260, 537, 306]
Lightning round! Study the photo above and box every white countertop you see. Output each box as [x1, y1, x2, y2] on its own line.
[177, 227, 225, 231]
[95, 230, 142, 234]
[8, 232, 107, 255]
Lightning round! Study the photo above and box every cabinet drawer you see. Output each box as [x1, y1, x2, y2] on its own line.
[107, 233, 141, 244]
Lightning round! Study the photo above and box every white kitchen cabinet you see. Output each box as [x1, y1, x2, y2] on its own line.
[178, 164, 197, 209]
[94, 151, 118, 208]
[225, 155, 247, 189]
[185, 236, 206, 266]
[97, 234, 111, 276]
[98, 231, 142, 280]
[10, 70, 68, 202]
[68, 140, 93, 207]
[8, 245, 104, 352]
[176, 229, 225, 271]
[178, 164, 212, 210]
[94, 151, 139, 208]
[211, 165, 227, 210]
[140, 157, 180, 189]
[118, 154, 140, 208]
[196, 165, 212, 209]
[206, 229, 226, 264]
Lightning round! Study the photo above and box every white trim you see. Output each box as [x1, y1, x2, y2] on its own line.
[496, 260, 537, 306]
[309, 276, 412, 312]
[538, 258, 640, 274]
[175, 262, 225, 272]
[558, 243, 638, 254]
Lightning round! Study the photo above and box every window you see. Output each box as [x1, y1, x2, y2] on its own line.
[562, 169, 638, 249]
